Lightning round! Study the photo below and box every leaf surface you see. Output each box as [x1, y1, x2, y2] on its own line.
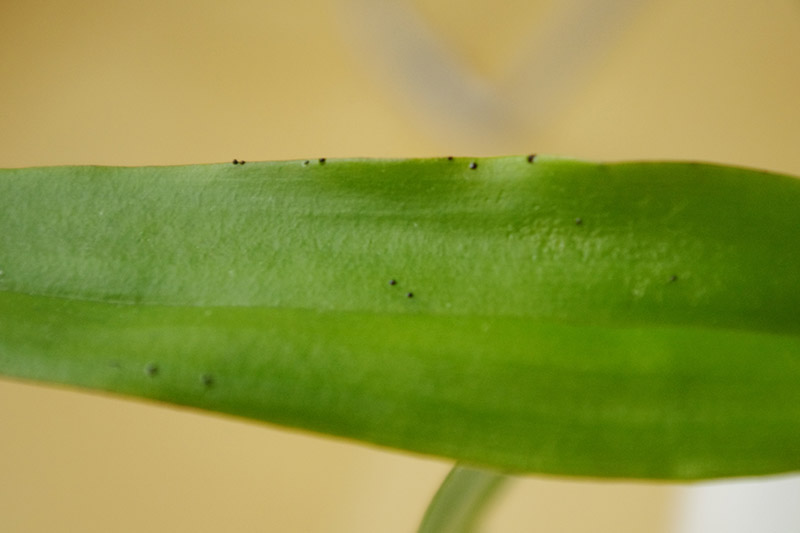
[1, 156, 799, 479]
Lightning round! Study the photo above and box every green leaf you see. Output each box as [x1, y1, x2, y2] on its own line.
[1, 156, 799, 480]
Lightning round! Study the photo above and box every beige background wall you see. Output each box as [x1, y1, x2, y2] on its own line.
[1, 1, 799, 531]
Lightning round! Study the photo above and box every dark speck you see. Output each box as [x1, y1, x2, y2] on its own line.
[389, 279, 397, 286]
[406, 292, 414, 298]
[145, 363, 159, 377]
[447, 156, 454, 161]
[575, 218, 583, 225]
[201, 374, 214, 387]
[240, 160, 246, 165]
[303, 160, 310, 165]
[527, 154, 537, 163]
[670, 275, 678, 283]
[319, 158, 326, 164]
[469, 162, 477, 170]
[232, 159, 239, 165]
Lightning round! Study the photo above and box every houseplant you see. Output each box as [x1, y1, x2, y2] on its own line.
[3, 1, 799, 530]
[2, 155, 798, 530]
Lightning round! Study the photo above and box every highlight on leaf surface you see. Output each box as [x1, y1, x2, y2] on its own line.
[1, 155, 799, 480]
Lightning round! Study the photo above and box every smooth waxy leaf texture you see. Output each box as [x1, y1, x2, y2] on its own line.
[1, 156, 799, 480]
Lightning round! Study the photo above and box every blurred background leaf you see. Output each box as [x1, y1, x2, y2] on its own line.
[1, 0, 799, 531]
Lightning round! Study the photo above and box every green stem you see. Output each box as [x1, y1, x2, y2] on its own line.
[418, 464, 509, 533]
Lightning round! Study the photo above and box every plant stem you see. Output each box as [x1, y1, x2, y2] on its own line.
[418, 464, 509, 533]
